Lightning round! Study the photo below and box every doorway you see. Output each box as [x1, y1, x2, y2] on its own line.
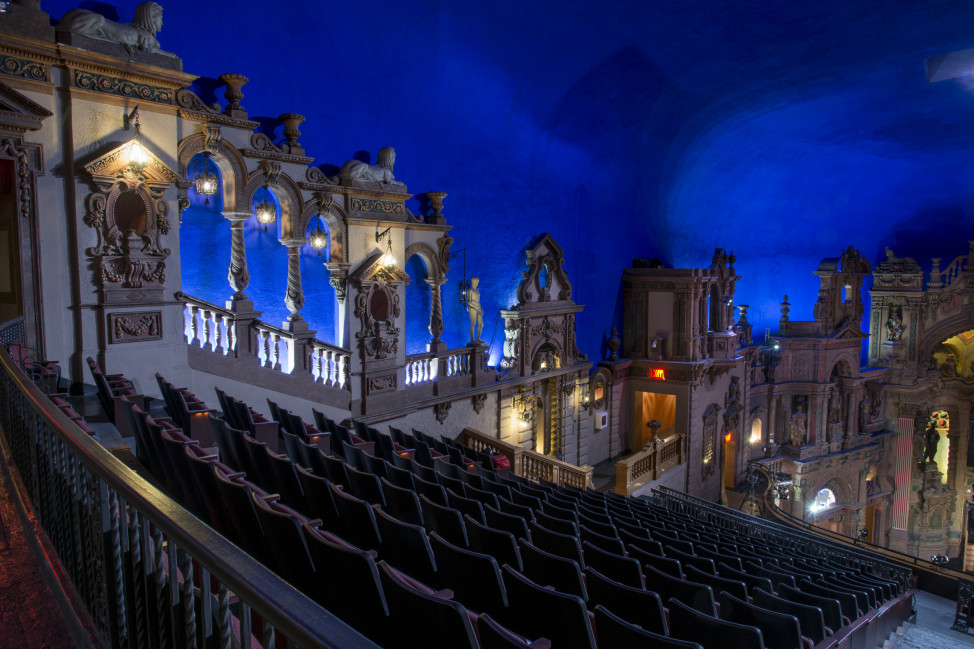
[0, 159, 21, 324]
[636, 391, 676, 449]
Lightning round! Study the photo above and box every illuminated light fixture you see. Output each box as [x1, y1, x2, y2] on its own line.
[580, 383, 591, 408]
[254, 184, 276, 232]
[450, 248, 470, 303]
[724, 433, 732, 443]
[375, 226, 396, 269]
[194, 152, 218, 204]
[650, 368, 666, 380]
[308, 215, 327, 256]
[123, 105, 149, 175]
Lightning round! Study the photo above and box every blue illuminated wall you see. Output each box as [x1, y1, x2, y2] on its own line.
[54, 0, 974, 361]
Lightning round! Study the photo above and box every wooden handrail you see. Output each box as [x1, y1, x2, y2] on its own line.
[0, 345, 376, 648]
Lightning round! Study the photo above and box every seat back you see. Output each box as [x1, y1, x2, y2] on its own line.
[718, 591, 802, 649]
[464, 514, 522, 572]
[499, 565, 596, 649]
[419, 493, 469, 547]
[517, 537, 587, 600]
[584, 567, 667, 635]
[667, 597, 765, 649]
[484, 504, 530, 540]
[346, 465, 387, 506]
[429, 531, 508, 616]
[717, 562, 774, 597]
[684, 564, 748, 601]
[528, 520, 584, 567]
[752, 587, 827, 645]
[581, 540, 643, 589]
[378, 477, 423, 526]
[329, 483, 382, 551]
[594, 606, 703, 649]
[642, 564, 717, 617]
[372, 505, 437, 585]
[476, 614, 550, 649]
[631, 545, 682, 578]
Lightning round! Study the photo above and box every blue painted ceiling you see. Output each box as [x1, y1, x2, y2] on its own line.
[48, 1, 974, 361]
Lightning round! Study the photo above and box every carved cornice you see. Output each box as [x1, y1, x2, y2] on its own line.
[349, 197, 406, 216]
[73, 69, 173, 104]
[241, 133, 314, 165]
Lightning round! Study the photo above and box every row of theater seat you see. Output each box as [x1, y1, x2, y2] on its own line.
[128, 374, 903, 649]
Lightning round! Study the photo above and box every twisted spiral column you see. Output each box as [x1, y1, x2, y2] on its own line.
[427, 278, 446, 345]
[281, 238, 306, 321]
[223, 211, 251, 301]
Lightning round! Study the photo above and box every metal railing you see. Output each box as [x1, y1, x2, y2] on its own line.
[654, 483, 914, 592]
[0, 345, 376, 649]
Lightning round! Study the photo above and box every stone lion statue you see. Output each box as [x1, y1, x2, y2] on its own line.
[56, 2, 176, 57]
[339, 147, 405, 188]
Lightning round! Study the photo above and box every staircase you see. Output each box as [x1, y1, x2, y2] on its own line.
[883, 621, 974, 649]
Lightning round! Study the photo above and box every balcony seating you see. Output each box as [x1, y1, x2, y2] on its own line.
[419, 494, 469, 547]
[429, 531, 508, 617]
[717, 561, 774, 597]
[330, 483, 382, 552]
[477, 614, 551, 649]
[643, 564, 717, 616]
[752, 587, 829, 645]
[484, 503, 530, 541]
[594, 606, 704, 649]
[87, 357, 143, 431]
[667, 597, 766, 649]
[718, 591, 804, 649]
[631, 544, 683, 578]
[684, 563, 748, 601]
[464, 514, 522, 571]
[527, 520, 584, 567]
[583, 566, 667, 634]
[372, 505, 438, 585]
[579, 525, 626, 555]
[581, 540, 643, 588]
[499, 565, 597, 649]
[517, 538, 588, 600]
[446, 488, 486, 525]
[379, 477, 424, 526]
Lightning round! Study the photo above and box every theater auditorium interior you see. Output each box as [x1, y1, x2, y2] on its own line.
[1, 0, 974, 647]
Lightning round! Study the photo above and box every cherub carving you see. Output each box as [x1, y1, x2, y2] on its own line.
[57, 2, 177, 57]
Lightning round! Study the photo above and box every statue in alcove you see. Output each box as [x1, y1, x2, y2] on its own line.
[466, 276, 484, 344]
[339, 147, 405, 188]
[923, 421, 940, 466]
[789, 405, 806, 447]
[885, 304, 904, 341]
[56, 2, 177, 57]
[858, 393, 871, 433]
[826, 387, 843, 443]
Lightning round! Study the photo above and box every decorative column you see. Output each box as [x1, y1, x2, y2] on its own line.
[427, 278, 446, 353]
[281, 238, 306, 328]
[223, 211, 251, 308]
[326, 263, 350, 348]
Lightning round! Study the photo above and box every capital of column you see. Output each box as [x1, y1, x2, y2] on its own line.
[280, 237, 307, 249]
[425, 277, 447, 288]
[222, 210, 252, 224]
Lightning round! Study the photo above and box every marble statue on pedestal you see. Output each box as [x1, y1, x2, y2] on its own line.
[339, 147, 405, 188]
[56, 2, 177, 57]
[467, 276, 484, 344]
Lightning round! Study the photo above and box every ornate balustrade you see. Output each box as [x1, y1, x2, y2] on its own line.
[404, 346, 476, 388]
[0, 345, 376, 649]
[404, 352, 437, 386]
[178, 293, 350, 391]
[614, 433, 684, 496]
[460, 427, 594, 489]
[929, 240, 973, 289]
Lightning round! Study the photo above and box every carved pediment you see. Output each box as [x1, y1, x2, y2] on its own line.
[0, 80, 53, 133]
[351, 252, 410, 284]
[515, 233, 573, 305]
[83, 141, 179, 188]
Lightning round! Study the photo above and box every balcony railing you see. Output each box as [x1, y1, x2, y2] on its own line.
[614, 433, 684, 496]
[178, 293, 350, 391]
[0, 344, 376, 648]
[459, 427, 593, 489]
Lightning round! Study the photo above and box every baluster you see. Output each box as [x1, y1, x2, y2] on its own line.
[180, 548, 197, 649]
[225, 314, 236, 356]
[217, 583, 231, 649]
[322, 349, 332, 386]
[189, 305, 200, 346]
[202, 309, 213, 351]
[214, 312, 223, 355]
[262, 621, 275, 649]
[128, 506, 146, 649]
[152, 528, 169, 649]
[272, 334, 282, 372]
[107, 488, 127, 648]
[261, 330, 271, 368]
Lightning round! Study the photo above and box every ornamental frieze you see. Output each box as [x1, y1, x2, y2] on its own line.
[350, 197, 405, 215]
[108, 311, 162, 343]
[367, 374, 397, 394]
[0, 55, 47, 82]
[74, 70, 172, 104]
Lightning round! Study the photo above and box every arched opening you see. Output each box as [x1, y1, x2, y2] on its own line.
[749, 417, 762, 445]
[180, 152, 231, 304]
[300, 215, 336, 342]
[0, 159, 21, 325]
[245, 187, 288, 325]
[404, 253, 432, 355]
[933, 329, 974, 378]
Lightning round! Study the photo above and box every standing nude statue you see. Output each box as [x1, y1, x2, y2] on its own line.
[467, 276, 484, 344]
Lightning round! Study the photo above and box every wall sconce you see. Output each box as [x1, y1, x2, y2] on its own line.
[308, 215, 327, 256]
[254, 184, 276, 232]
[376, 226, 396, 269]
[580, 382, 591, 410]
[513, 390, 541, 425]
[450, 247, 470, 303]
[194, 151, 218, 205]
[123, 105, 149, 175]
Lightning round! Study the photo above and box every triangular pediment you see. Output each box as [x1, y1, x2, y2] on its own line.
[351, 252, 410, 283]
[834, 323, 868, 340]
[0, 80, 52, 133]
[83, 141, 179, 186]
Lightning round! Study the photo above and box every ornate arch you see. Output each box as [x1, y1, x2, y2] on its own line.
[829, 355, 857, 379]
[404, 241, 446, 281]
[242, 163, 304, 239]
[176, 128, 248, 211]
[918, 309, 974, 361]
[297, 195, 347, 264]
[815, 475, 854, 506]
